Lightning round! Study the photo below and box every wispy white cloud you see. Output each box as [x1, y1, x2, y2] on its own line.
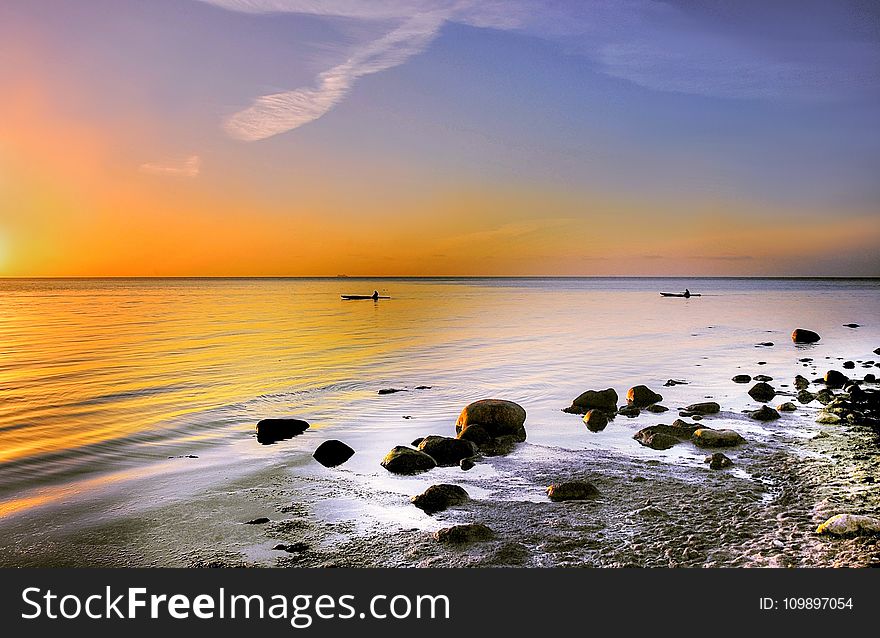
[139, 155, 201, 178]
[201, 0, 880, 140]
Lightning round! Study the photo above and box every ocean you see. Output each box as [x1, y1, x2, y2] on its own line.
[0, 277, 878, 566]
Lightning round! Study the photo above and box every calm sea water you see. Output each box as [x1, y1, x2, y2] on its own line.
[0, 278, 878, 522]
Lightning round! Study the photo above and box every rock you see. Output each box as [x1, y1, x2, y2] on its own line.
[692, 428, 745, 448]
[312, 440, 355, 467]
[434, 523, 494, 544]
[815, 389, 835, 405]
[749, 405, 780, 421]
[627, 385, 663, 407]
[794, 375, 810, 390]
[411, 437, 424, 447]
[748, 382, 776, 402]
[273, 542, 309, 553]
[244, 517, 270, 525]
[843, 361, 855, 370]
[875, 348, 880, 355]
[411, 484, 469, 514]
[705, 452, 733, 470]
[692, 414, 703, 421]
[380, 446, 437, 474]
[459, 457, 475, 471]
[843, 323, 860, 328]
[638, 432, 679, 450]
[256, 418, 310, 444]
[565, 388, 618, 414]
[816, 514, 880, 536]
[732, 375, 752, 384]
[417, 436, 477, 466]
[546, 480, 600, 501]
[866, 374, 876, 383]
[415, 385, 432, 390]
[777, 402, 797, 412]
[824, 370, 849, 388]
[791, 328, 820, 344]
[617, 405, 641, 418]
[756, 342, 774, 347]
[645, 404, 669, 413]
[664, 379, 687, 386]
[583, 409, 609, 431]
[816, 413, 841, 425]
[378, 388, 404, 395]
[754, 374, 773, 382]
[457, 424, 492, 448]
[456, 399, 526, 441]
[685, 401, 720, 415]
[797, 390, 815, 404]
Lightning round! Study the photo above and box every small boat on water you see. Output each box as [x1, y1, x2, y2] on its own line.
[660, 292, 701, 297]
[341, 294, 390, 300]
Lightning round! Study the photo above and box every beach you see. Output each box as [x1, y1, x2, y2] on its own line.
[0, 277, 878, 567]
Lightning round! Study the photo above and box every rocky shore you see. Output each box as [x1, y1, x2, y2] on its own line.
[193, 326, 880, 568]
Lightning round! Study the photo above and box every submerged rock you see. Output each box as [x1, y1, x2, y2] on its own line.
[244, 517, 270, 525]
[481, 435, 519, 457]
[749, 405, 780, 421]
[645, 404, 669, 413]
[434, 523, 494, 544]
[816, 514, 880, 537]
[794, 375, 810, 390]
[633, 421, 699, 450]
[705, 452, 733, 470]
[843, 323, 860, 329]
[748, 382, 776, 402]
[692, 428, 745, 448]
[411, 484, 469, 515]
[627, 385, 663, 408]
[380, 446, 437, 474]
[256, 418, 310, 445]
[791, 328, 821, 344]
[583, 409, 609, 432]
[797, 390, 816, 405]
[378, 388, 405, 395]
[456, 399, 526, 441]
[637, 432, 679, 450]
[777, 402, 797, 412]
[732, 374, 752, 384]
[312, 440, 355, 467]
[685, 401, 721, 415]
[417, 436, 477, 467]
[546, 480, 600, 502]
[617, 405, 641, 418]
[816, 413, 841, 425]
[664, 379, 688, 387]
[565, 388, 618, 414]
[457, 424, 492, 448]
[754, 374, 773, 382]
[815, 389, 835, 405]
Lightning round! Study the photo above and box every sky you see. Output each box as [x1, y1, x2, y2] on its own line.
[0, 0, 878, 276]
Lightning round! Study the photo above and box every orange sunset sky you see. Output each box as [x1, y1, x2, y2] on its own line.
[1, 0, 879, 277]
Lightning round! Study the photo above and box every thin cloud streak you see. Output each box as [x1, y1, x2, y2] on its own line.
[139, 155, 201, 178]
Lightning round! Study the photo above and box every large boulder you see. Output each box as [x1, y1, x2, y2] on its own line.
[380, 446, 437, 474]
[455, 399, 526, 441]
[256, 418, 310, 444]
[791, 328, 820, 344]
[824, 370, 849, 389]
[417, 436, 477, 466]
[627, 385, 663, 408]
[546, 480, 600, 501]
[312, 440, 354, 467]
[748, 382, 776, 402]
[685, 401, 721, 415]
[692, 428, 745, 448]
[411, 484, 469, 515]
[434, 523, 494, 544]
[816, 514, 880, 536]
[583, 409, 609, 432]
[564, 388, 618, 414]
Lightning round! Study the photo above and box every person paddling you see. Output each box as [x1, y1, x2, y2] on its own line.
[372, 290, 380, 300]
[683, 288, 691, 298]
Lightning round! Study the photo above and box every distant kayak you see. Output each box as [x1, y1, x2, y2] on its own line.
[341, 295, 390, 300]
[660, 292, 701, 297]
